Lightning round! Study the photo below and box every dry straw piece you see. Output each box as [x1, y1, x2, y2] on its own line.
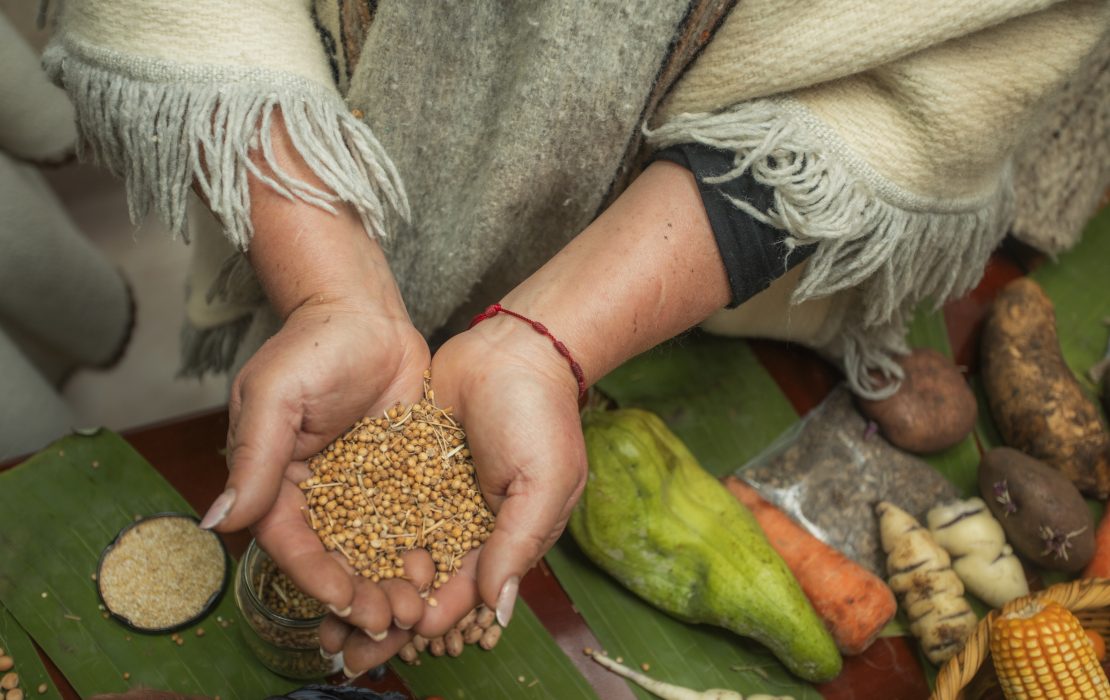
[932, 577, 1110, 700]
[98, 515, 227, 631]
[299, 374, 495, 588]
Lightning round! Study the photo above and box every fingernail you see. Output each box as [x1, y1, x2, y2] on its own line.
[320, 647, 338, 660]
[328, 604, 352, 618]
[496, 576, 520, 627]
[342, 665, 363, 682]
[199, 489, 236, 530]
[394, 617, 412, 631]
[364, 628, 388, 642]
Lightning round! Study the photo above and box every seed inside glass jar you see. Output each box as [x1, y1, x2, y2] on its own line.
[253, 556, 325, 620]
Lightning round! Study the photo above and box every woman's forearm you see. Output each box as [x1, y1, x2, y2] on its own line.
[494, 160, 730, 386]
[243, 113, 407, 321]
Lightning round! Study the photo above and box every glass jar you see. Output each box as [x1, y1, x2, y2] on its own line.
[234, 539, 341, 680]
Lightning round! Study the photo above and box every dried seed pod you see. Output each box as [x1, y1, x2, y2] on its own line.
[479, 625, 502, 651]
[412, 634, 428, 653]
[463, 624, 485, 645]
[1, 672, 20, 690]
[429, 637, 446, 657]
[445, 629, 464, 657]
[397, 643, 419, 664]
[475, 606, 496, 629]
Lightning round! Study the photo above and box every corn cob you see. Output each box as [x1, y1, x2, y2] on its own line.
[991, 601, 1110, 699]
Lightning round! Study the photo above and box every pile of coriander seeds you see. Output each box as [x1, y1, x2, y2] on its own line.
[299, 376, 495, 590]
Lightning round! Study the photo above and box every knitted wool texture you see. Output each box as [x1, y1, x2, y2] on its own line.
[1011, 33, 1110, 254]
[651, 0, 1109, 395]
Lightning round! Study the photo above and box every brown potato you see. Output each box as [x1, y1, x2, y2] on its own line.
[978, 447, 1094, 572]
[857, 348, 977, 453]
[981, 277, 1110, 497]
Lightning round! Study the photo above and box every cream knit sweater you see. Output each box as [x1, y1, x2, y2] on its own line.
[43, 0, 1110, 397]
[650, 0, 1109, 393]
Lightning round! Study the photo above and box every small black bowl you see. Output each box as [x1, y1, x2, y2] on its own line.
[96, 512, 230, 634]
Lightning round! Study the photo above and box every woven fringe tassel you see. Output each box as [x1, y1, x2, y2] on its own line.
[42, 42, 409, 249]
[647, 100, 1013, 399]
[177, 314, 254, 379]
[174, 253, 267, 378]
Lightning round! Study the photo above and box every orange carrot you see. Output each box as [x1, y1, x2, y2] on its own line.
[724, 477, 897, 655]
[1083, 507, 1110, 578]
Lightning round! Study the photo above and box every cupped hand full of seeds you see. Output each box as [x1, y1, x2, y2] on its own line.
[316, 329, 590, 677]
[298, 377, 496, 594]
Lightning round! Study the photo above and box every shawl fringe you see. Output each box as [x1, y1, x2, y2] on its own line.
[177, 314, 253, 379]
[647, 99, 1013, 399]
[42, 39, 408, 249]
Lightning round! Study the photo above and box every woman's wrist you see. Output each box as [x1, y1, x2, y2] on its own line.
[463, 309, 585, 402]
[241, 109, 410, 323]
[487, 160, 730, 387]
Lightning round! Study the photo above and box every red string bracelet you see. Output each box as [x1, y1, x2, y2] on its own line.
[468, 303, 588, 404]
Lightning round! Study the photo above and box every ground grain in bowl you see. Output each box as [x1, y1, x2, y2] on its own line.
[99, 516, 226, 630]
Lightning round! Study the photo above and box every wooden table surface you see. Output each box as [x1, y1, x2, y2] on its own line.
[6, 246, 1037, 700]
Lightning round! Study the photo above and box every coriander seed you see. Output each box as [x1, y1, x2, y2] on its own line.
[298, 373, 495, 589]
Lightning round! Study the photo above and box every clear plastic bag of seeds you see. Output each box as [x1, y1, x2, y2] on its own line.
[736, 385, 959, 575]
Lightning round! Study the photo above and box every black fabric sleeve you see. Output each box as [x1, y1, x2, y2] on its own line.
[651, 143, 814, 309]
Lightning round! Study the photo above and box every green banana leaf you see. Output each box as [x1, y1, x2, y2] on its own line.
[0, 430, 598, 700]
[547, 334, 820, 700]
[551, 310, 988, 696]
[0, 605, 62, 700]
[0, 431, 299, 699]
[1031, 206, 1110, 397]
[390, 601, 599, 700]
[593, 333, 799, 476]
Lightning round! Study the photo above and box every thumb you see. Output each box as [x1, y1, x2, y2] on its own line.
[201, 371, 300, 532]
[476, 485, 570, 628]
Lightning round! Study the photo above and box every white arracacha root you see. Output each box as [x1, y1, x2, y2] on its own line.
[877, 501, 977, 664]
[589, 651, 793, 700]
[926, 498, 1028, 608]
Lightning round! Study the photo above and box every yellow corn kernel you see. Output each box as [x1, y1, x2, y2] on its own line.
[991, 602, 1110, 699]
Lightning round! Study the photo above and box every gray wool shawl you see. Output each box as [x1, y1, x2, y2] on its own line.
[345, 1, 718, 334]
